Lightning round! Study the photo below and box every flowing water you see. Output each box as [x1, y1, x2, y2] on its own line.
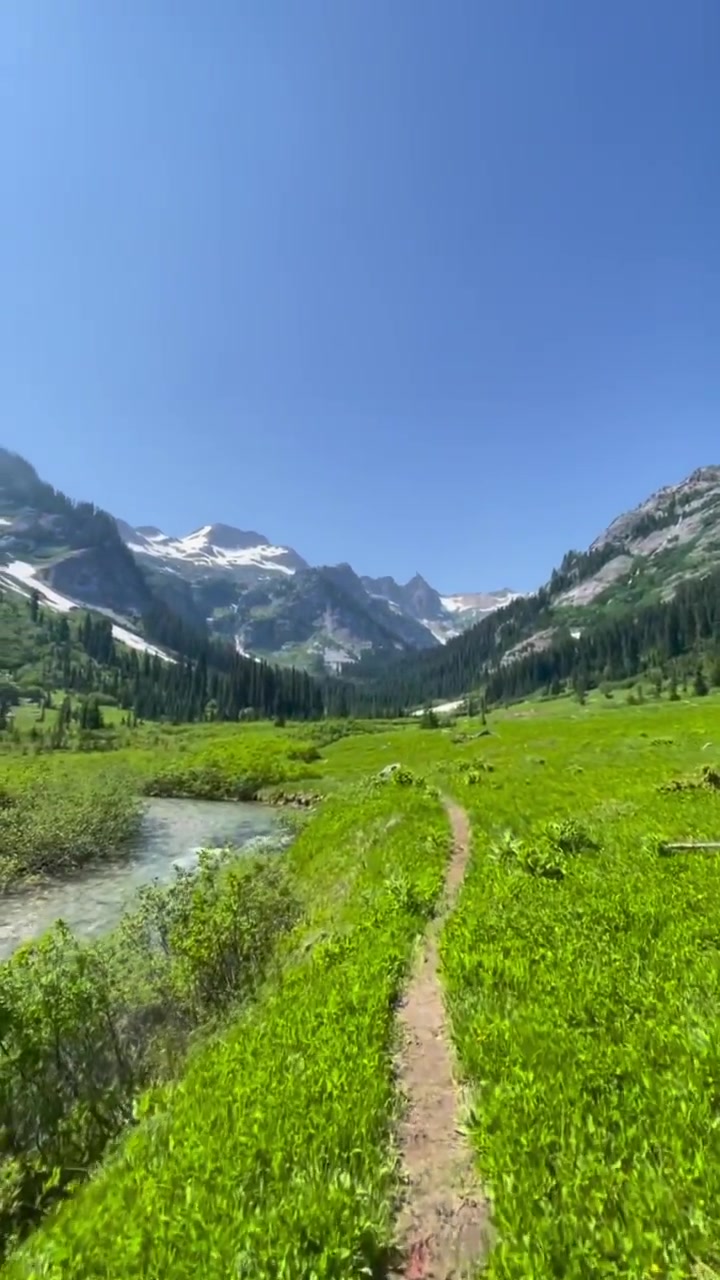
[0, 797, 279, 960]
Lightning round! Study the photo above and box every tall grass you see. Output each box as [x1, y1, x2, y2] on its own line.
[442, 701, 720, 1276]
[5, 776, 449, 1278]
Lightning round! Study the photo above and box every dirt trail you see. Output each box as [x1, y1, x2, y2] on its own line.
[391, 801, 490, 1279]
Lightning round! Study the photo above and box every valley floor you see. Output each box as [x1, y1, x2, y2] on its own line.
[4, 691, 720, 1276]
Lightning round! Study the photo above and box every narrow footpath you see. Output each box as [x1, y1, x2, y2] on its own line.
[392, 801, 490, 1280]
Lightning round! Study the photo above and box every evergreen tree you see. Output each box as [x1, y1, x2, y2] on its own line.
[419, 706, 439, 729]
[78, 695, 104, 730]
[694, 667, 709, 697]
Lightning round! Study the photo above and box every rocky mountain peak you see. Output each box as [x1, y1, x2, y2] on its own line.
[687, 465, 720, 485]
[187, 523, 270, 551]
[1, 446, 512, 673]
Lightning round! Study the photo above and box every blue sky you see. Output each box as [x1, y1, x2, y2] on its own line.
[1, 1, 719, 593]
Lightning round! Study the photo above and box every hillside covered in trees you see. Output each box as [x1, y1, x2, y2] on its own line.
[367, 567, 720, 708]
[0, 586, 371, 725]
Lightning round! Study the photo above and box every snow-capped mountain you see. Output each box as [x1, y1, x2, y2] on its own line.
[116, 521, 308, 577]
[0, 447, 517, 675]
[359, 574, 521, 643]
[117, 520, 516, 670]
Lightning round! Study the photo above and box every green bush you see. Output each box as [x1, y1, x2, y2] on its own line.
[5, 785, 448, 1278]
[0, 766, 141, 885]
[0, 854, 299, 1258]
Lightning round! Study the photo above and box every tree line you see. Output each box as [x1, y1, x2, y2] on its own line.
[13, 594, 383, 723]
[366, 567, 720, 710]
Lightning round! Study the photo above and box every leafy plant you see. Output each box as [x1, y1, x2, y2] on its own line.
[5, 784, 449, 1279]
[0, 854, 298, 1257]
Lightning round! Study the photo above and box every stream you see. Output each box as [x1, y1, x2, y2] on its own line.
[0, 797, 279, 961]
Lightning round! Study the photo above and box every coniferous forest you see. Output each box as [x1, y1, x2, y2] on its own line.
[0, 588, 357, 723]
[366, 567, 720, 708]
[6, 561, 720, 723]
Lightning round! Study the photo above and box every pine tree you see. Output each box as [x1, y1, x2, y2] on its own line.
[88, 696, 104, 729]
[694, 667, 709, 697]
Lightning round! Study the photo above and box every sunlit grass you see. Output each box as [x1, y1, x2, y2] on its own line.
[5, 693, 720, 1273]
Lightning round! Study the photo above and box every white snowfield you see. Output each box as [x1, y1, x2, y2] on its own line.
[127, 525, 296, 574]
[1, 561, 174, 662]
[234, 637, 261, 663]
[440, 590, 521, 614]
[411, 698, 466, 717]
[421, 619, 458, 643]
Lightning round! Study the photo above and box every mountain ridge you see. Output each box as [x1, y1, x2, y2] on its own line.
[114, 517, 513, 670]
[0, 448, 509, 673]
[8, 446, 716, 692]
[367, 461, 720, 705]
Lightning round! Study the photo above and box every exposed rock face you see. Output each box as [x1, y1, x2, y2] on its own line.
[0, 446, 514, 672]
[44, 546, 153, 617]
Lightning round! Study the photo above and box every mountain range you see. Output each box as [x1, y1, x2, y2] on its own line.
[118, 518, 518, 670]
[371, 463, 720, 709]
[2, 447, 720, 687]
[0, 449, 515, 672]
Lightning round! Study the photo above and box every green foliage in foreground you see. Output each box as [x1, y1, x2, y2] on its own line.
[441, 706, 720, 1277]
[8, 697, 720, 1274]
[0, 854, 299, 1258]
[5, 779, 448, 1279]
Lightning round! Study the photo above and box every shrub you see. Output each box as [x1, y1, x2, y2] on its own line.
[0, 854, 299, 1257]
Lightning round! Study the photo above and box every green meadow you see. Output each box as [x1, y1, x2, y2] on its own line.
[3, 690, 720, 1275]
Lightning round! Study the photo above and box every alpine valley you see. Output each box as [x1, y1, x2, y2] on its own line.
[4, 445, 720, 698]
[0, 448, 516, 673]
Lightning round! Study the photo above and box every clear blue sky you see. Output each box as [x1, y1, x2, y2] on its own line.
[2, 2, 719, 593]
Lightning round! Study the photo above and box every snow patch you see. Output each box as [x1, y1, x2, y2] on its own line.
[2, 561, 174, 662]
[441, 590, 521, 615]
[234, 637, 261, 663]
[421, 618, 457, 643]
[5, 561, 75, 613]
[440, 596, 466, 614]
[126, 527, 297, 574]
[412, 698, 465, 717]
[110, 624, 172, 661]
